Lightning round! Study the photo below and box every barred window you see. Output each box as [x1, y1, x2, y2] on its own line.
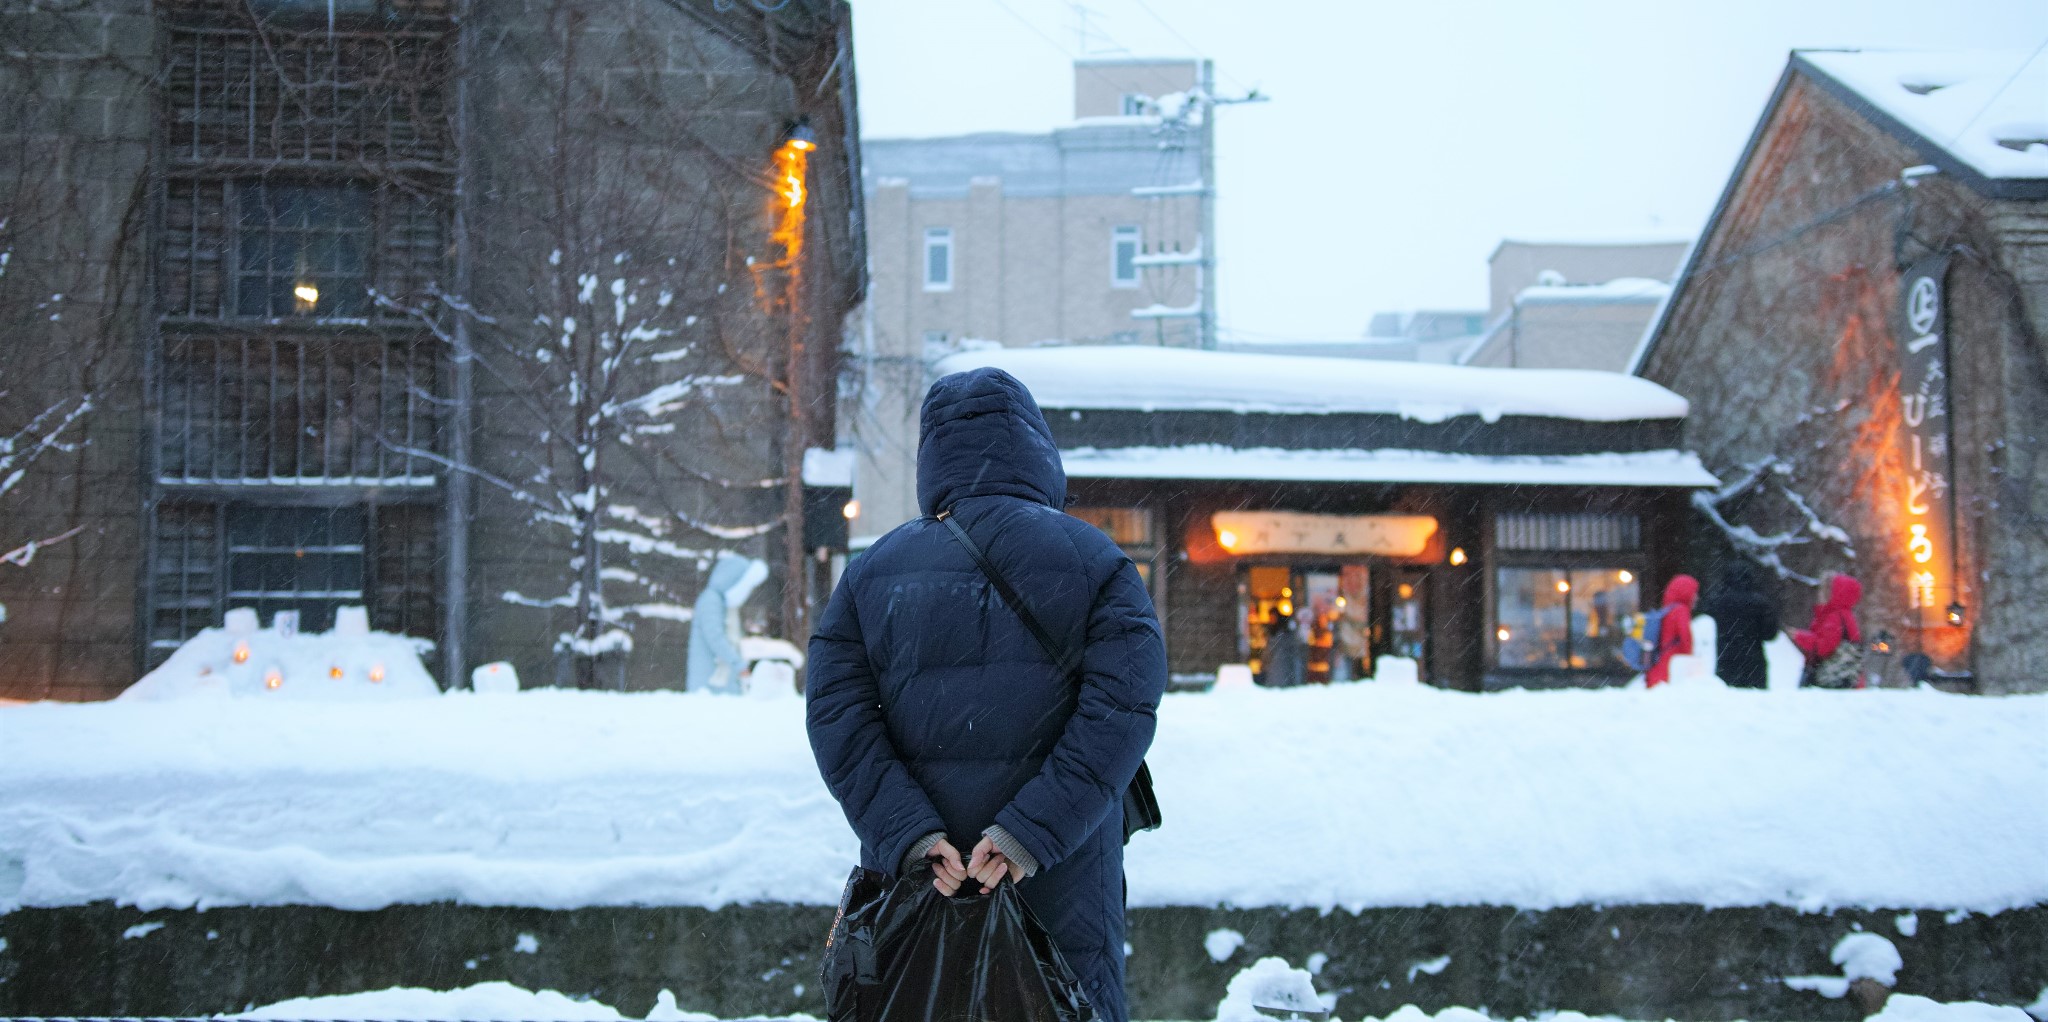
[238, 183, 372, 318]
[149, 504, 224, 657]
[163, 179, 443, 320]
[227, 506, 368, 634]
[1495, 512, 1641, 552]
[158, 333, 439, 485]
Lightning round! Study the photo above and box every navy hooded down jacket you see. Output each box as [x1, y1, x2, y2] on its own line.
[806, 367, 1168, 1022]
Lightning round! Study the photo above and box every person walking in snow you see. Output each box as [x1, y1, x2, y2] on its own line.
[1644, 574, 1698, 688]
[1259, 610, 1308, 688]
[805, 367, 1168, 1022]
[1701, 562, 1779, 689]
[1794, 572, 1865, 688]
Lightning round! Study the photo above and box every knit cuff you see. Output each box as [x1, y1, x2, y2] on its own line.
[982, 824, 1041, 878]
[901, 831, 946, 875]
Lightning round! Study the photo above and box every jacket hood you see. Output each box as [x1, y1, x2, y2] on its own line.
[916, 367, 1067, 517]
[1823, 573, 1863, 611]
[1662, 574, 1699, 608]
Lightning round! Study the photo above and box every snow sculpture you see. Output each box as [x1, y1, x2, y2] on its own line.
[686, 553, 767, 693]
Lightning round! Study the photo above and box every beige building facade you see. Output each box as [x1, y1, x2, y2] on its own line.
[1460, 239, 1686, 370]
[849, 59, 1212, 534]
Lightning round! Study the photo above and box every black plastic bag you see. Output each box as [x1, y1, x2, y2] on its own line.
[822, 863, 1093, 1022]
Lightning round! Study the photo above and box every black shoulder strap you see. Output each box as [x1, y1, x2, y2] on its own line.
[938, 510, 1081, 679]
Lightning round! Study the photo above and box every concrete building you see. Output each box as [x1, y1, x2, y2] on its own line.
[1460, 240, 1685, 370]
[1633, 49, 2048, 693]
[849, 58, 1212, 534]
[0, 0, 864, 698]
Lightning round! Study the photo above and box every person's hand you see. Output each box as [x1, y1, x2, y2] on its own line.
[925, 838, 968, 895]
[967, 835, 1024, 893]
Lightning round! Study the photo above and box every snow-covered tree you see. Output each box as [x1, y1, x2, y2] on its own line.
[0, 223, 93, 618]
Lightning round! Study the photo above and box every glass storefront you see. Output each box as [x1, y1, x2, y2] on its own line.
[1492, 512, 1645, 674]
[1238, 563, 1378, 683]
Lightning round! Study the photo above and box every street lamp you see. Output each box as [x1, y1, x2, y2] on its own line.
[1944, 601, 1966, 628]
[784, 118, 818, 152]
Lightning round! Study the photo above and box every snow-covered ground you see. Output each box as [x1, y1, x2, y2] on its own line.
[4, 678, 2043, 915]
[221, 978, 2044, 1022]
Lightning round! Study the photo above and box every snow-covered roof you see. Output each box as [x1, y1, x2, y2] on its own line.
[934, 345, 1690, 422]
[1797, 49, 2048, 184]
[1515, 277, 1671, 305]
[1062, 446, 1719, 488]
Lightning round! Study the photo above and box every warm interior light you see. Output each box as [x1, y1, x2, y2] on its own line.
[1216, 528, 1239, 550]
[1617, 570, 1634, 584]
[1281, 587, 1293, 598]
[293, 283, 320, 309]
[1496, 626, 1511, 642]
[1555, 579, 1571, 594]
[1278, 600, 1293, 617]
[1335, 596, 1349, 609]
[1397, 584, 1413, 600]
[1449, 547, 1467, 566]
[369, 664, 386, 683]
[842, 499, 860, 520]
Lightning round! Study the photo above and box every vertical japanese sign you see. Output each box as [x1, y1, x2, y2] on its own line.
[1894, 255, 1956, 619]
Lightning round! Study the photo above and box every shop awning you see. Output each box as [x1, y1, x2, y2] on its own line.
[1060, 445, 1720, 488]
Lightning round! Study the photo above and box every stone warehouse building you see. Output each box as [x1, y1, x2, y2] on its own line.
[1633, 49, 2048, 693]
[0, 0, 864, 699]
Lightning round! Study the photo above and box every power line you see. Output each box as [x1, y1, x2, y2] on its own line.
[1127, 0, 1252, 93]
[1946, 36, 2048, 146]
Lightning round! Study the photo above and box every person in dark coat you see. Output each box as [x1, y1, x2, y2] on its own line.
[1259, 610, 1307, 687]
[1701, 562, 1780, 689]
[805, 367, 1168, 1022]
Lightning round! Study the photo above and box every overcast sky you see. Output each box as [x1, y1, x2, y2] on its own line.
[848, 1, 2048, 341]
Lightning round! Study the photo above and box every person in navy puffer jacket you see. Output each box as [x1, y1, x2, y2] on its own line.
[806, 367, 1168, 1022]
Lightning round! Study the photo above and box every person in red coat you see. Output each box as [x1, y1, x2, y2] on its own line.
[1644, 574, 1698, 688]
[1793, 572, 1864, 685]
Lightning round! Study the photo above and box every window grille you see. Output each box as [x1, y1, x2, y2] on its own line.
[158, 333, 440, 485]
[147, 499, 440, 664]
[149, 504, 224, 656]
[226, 505, 368, 633]
[162, 19, 453, 171]
[162, 179, 444, 320]
[1495, 512, 1641, 552]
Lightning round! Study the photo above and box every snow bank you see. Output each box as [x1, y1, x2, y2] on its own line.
[121, 608, 437, 702]
[229, 980, 806, 1021]
[1216, 957, 1332, 1022]
[3, 685, 2044, 915]
[933, 346, 1689, 422]
[1799, 50, 2048, 181]
[1869, 995, 2038, 1022]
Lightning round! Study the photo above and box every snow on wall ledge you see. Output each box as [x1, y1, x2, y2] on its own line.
[1, 685, 2043, 915]
[932, 345, 1690, 422]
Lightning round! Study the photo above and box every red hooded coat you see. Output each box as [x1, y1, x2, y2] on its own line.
[1645, 574, 1698, 688]
[1792, 573, 1864, 663]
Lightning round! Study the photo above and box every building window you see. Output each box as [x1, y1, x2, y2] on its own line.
[1496, 567, 1640, 670]
[923, 228, 953, 291]
[1070, 506, 1160, 591]
[236, 183, 372, 318]
[1496, 512, 1640, 552]
[1112, 226, 1141, 288]
[226, 506, 368, 633]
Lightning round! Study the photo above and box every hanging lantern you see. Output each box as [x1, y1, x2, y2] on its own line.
[1944, 601, 1966, 628]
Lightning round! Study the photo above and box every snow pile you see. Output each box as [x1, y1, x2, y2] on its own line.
[1786, 931, 1904, 997]
[3, 685, 2045, 914]
[120, 607, 437, 702]
[1215, 957, 1333, 1022]
[229, 981, 794, 1021]
[934, 346, 1689, 422]
[1870, 995, 2038, 1022]
[1799, 50, 2048, 181]
[1205, 927, 1247, 962]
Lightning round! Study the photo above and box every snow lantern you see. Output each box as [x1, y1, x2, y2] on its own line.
[1214, 664, 1256, 691]
[472, 661, 520, 695]
[273, 609, 300, 639]
[334, 605, 370, 638]
[1372, 656, 1420, 685]
[224, 607, 260, 636]
[747, 659, 797, 698]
